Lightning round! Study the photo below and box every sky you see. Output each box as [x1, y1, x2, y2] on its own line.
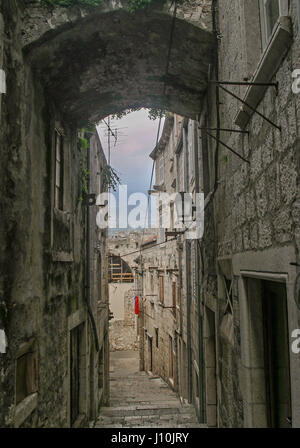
[96, 109, 164, 231]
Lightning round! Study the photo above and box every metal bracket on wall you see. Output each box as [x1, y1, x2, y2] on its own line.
[210, 80, 279, 94]
[206, 131, 250, 164]
[218, 84, 281, 131]
[200, 127, 249, 135]
[159, 305, 177, 309]
[82, 193, 96, 206]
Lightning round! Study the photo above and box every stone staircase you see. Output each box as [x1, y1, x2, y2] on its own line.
[93, 364, 205, 428]
[94, 401, 205, 428]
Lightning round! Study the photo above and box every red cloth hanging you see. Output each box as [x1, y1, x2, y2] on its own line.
[134, 296, 140, 315]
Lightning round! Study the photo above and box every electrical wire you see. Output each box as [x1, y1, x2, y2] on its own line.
[139, 0, 179, 259]
[122, 236, 178, 259]
[204, 0, 221, 211]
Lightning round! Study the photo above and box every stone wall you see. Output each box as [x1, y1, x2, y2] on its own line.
[194, 0, 300, 428]
[138, 115, 182, 390]
[0, 1, 109, 427]
[110, 289, 138, 352]
[139, 0, 300, 424]
[20, 0, 215, 123]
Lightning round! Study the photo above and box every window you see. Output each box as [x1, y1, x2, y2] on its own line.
[155, 328, 159, 349]
[170, 202, 174, 231]
[176, 150, 184, 193]
[159, 276, 164, 304]
[169, 336, 174, 381]
[98, 252, 102, 302]
[150, 273, 154, 292]
[16, 341, 38, 405]
[70, 323, 85, 426]
[54, 129, 64, 210]
[259, 0, 280, 49]
[158, 206, 166, 244]
[188, 121, 195, 182]
[158, 154, 164, 184]
[201, 126, 210, 196]
[172, 281, 177, 318]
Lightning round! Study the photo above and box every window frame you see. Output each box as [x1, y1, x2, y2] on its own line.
[172, 281, 177, 318]
[155, 327, 159, 349]
[15, 340, 38, 406]
[54, 128, 64, 211]
[159, 275, 165, 304]
[169, 336, 174, 381]
[259, 0, 283, 50]
[158, 153, 164, 185]
[188, 121, 195, 183]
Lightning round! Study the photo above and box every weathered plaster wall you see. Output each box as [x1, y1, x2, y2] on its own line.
[109, 283, 132, 320]
[109, 288, 138, 352]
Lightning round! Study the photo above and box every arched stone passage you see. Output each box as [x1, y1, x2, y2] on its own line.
[24, 3, 215, 124]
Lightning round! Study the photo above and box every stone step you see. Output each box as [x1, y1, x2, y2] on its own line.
[98, 413, 198, 423]
[100, 404, 197, 418]
[95, 414, 203, 429]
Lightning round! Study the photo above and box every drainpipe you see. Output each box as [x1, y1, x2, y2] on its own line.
[297, 0, 300, 34]
[183, 121, 192, 404]
[84, 132, 100, 352]
[139, 266, 145, 372]
[0, 13, 5, 120]
[194, 120, 205, 423]
[186, 239, 192, 404]
[177, 237, 184, 398]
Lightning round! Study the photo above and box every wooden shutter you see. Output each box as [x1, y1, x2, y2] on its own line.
[159, 276, 164, 303]
[172, 281, 177, 317]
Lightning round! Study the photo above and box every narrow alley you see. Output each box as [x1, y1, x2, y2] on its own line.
[94, 351, 203, 429]
[1, 0, 300, 432]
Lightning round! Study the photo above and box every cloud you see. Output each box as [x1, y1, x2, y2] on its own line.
[97, 109, 164, 196]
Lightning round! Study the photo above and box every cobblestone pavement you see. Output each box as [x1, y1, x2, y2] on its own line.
[93, 350, 205, 428]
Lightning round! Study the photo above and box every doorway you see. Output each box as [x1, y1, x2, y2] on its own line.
[261, 280, 292, 428]
[204, 307, 217, 427]
[70, 323, 85, 426]
[148, 336, 153, 373]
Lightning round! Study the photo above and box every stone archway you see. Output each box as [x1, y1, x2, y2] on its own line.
[22, 0, 215, 124]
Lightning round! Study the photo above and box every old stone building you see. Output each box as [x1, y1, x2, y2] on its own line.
[0, 12, 110, 425]
[137, 114, 202, 409]
[108, 230, 157, 352]
[137, 0, 300, 428]
[197, 0, 300, 428]
[1, 0, 300, 430]
[108, 231, 137, 352]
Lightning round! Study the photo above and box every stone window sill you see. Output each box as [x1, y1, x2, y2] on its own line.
[52, 250, 73, 263]
[14, 392, 38, 428]
[235, 16, 293, 129]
